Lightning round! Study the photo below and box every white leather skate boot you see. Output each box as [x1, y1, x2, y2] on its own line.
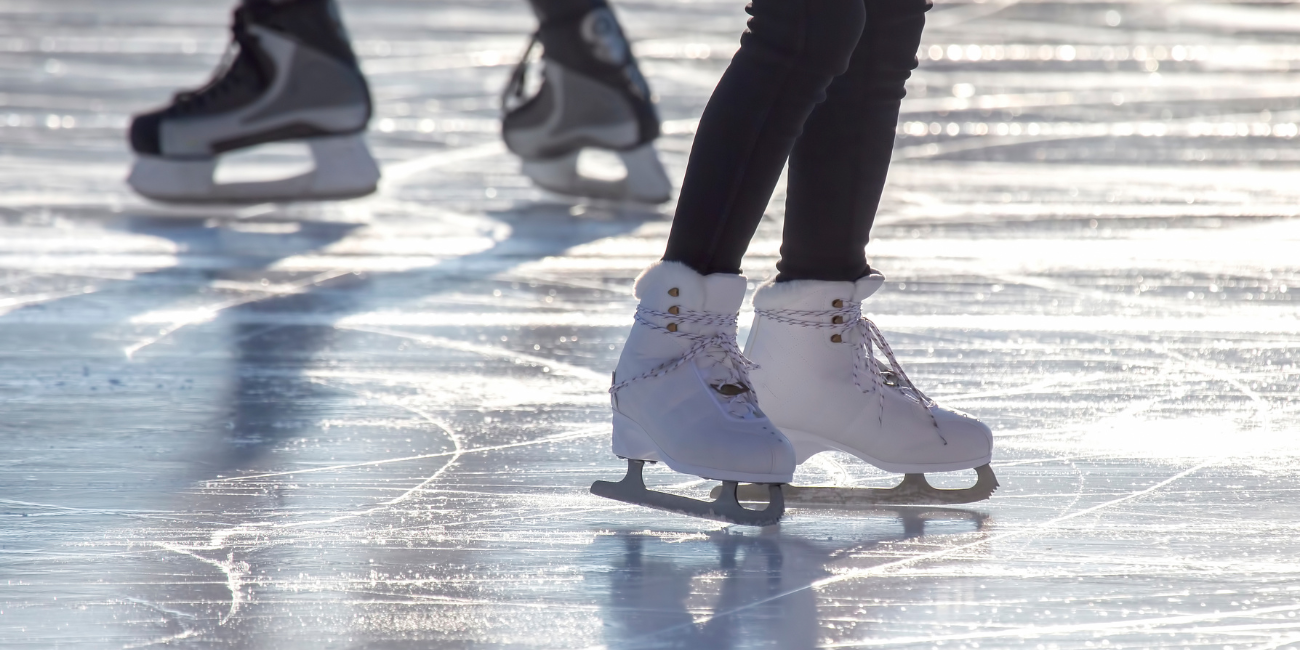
[739, 273, 997, 506]
[590, 262, 794, 525]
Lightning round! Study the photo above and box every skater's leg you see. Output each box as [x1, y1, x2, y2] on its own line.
[727, 0, 996, 501]
[777, 0, 930, 282]
[662, 0, 867, 275]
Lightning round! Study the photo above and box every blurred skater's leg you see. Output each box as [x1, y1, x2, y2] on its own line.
[127, 0, 377, 204]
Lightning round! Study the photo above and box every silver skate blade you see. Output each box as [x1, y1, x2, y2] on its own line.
[715, 464, 999, 508]
[521, 143, 672, 204]
[127, 134, 380, 204]
[591, 459, 784, 527]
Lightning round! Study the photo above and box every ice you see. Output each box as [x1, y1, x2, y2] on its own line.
[2, 0, 1300, 648]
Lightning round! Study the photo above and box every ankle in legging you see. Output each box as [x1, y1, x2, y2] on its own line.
[663, 0, 930, 282]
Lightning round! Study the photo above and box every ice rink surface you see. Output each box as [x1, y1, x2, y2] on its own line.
[3, 0, 1300, 647]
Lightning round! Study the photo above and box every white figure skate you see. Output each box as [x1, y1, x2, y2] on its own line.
[502, 7, 672, 204]
[591, 262, 795, 526]
[127, 0, 379, 204]
[721, 273, 997, 507]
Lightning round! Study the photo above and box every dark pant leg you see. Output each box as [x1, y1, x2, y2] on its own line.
[662, 0, 867, 276]
[776, 0, 929, 282]
[528, 0, 608, 23]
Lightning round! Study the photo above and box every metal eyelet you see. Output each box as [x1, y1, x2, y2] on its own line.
[667, 323, 678, 332]
[668, 288, 679, 297]
[668, 306, 680, 315]
[831, 315, 844, 324]
[831, 299, 844, 308]
[830, 334, 842, 343]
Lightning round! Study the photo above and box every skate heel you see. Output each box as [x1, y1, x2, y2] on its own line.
[610, 410, 663, 462]
[521, 143, 671, 204]
[306, 133, 381, 197]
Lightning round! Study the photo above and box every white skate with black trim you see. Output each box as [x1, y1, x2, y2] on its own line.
[127, 0, 379, 204]
[723, 273, 998, 508]
[591, 262, 795, 526]
[502, 7, 671, 204]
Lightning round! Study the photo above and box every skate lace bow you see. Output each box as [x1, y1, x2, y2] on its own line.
[755, 304, 936, 408]
[609, 306, 761, 417]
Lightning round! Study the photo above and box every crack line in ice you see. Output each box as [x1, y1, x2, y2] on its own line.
[120, 628, 200, 650]
[123, 269, 352, 359]
[146, 382, 466, 633]
[0, 498, 168, 514]
[344, 589, 604, 610]
[202, 384, 464, 545]
[819, 604, 1300, 647]
[338, 325, 609, 384]
[150, 544, 247, 625]
[124, 597, 199, 619]
[206, 425, 602, 483]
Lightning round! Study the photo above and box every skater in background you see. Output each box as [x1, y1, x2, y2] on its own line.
[127, 0, 667, 204]
[503, 0, 671, 203]
[593, 0, 996, 524]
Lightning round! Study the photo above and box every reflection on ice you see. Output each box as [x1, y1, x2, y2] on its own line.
[592, 510, 989, 650]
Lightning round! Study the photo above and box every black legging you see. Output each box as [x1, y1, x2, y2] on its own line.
[528, 0, 607, 22]
[663, 0, 930, 282]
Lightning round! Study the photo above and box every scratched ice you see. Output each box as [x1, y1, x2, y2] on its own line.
[2, 0, 1300, 648]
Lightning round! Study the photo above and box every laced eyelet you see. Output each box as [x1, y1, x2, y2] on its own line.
[713, 383, 749, 396]
[832, 315, 844, 324]
[668, 306, 680, 315]
[667, 323, 678, 332]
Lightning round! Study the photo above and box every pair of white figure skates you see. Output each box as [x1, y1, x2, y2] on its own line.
[592, 262, 998, 526]
[126, 0, 670, 205]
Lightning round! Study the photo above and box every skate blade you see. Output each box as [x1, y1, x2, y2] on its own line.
[591, 459, 784, 527]
[521, 143, 671, 204]
[127, 133, 380, 204]
[714, 464, 999, 508]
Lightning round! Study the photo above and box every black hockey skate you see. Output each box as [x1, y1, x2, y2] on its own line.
[127, 0, 378, 203]
[502, 7, 671, 203]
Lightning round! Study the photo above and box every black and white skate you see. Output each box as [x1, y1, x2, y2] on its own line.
[127, 0, 378, 203]
[714, 464, 999, 508]
[591, 459, 785, 527]
[502, 8, 671, 203]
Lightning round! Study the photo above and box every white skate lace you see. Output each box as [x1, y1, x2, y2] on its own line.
[756, 304, 939, 417]
[609, 306, 761, 417]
